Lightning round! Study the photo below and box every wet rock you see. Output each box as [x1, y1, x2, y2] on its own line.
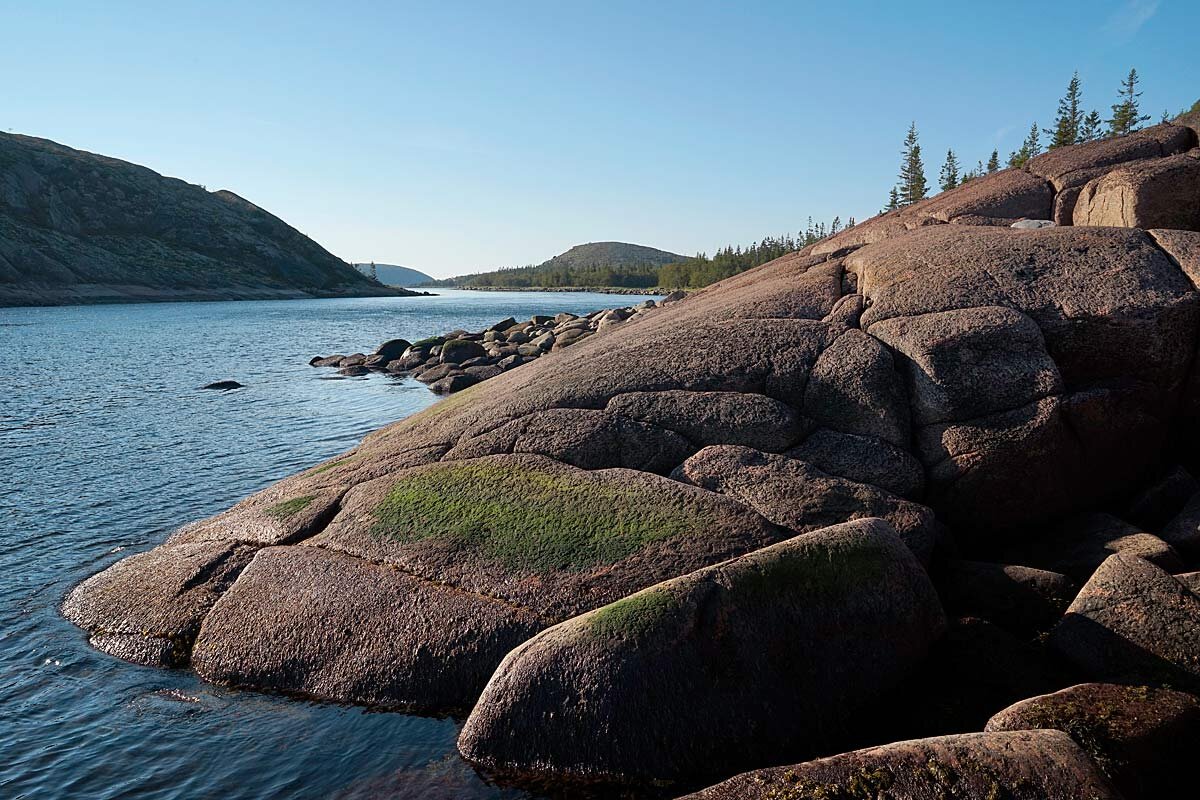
[339, 353, 367, 367]
[309, 355, 344, 367]
[62, 542, 256, 667]
[201, 380, 243, 390]
[986, 682, 1200, 800]
[1050, 553, 1200, 691]
[338, 365, 370, 377]
[458, 519, 944, 787]
[373, 338, 412, 360]
[429, 372, 479, 393]
[681, 730, 1121, 800]
[440, 339, 487, 364]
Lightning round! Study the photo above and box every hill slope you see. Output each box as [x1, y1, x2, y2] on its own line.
[0, 132, 411, 306]
[429, 241, 684, 288]
[353, 263, 436, 287]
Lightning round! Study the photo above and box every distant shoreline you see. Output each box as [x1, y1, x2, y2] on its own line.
[418, 285, 667, 296]
[0, 284, 432, 309]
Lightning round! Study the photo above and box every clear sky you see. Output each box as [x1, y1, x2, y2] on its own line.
[4, 1, 1196, 277]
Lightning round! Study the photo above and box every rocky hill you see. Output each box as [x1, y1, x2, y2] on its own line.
[353, 263, 435, 287]
[64, 108, 1200, 798]
[428, 240, 684, 287]
[0, 133, 411, 306]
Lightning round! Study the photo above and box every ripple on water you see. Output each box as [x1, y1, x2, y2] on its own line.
[2, 291, 643, 799]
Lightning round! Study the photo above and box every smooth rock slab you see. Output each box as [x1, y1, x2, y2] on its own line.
[986, 683, 1200, 800]
[192, 546, 542, 711]
[63, 541, 255, 667]
[680, 730, 1122, 800]
[458, 519, 945, 788]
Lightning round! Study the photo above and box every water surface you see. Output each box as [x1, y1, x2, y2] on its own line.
[1, 290, 647, 800]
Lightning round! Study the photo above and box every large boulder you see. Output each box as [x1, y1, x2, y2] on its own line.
[1074, 153, 1200, 230]
[1050, 553, 1200, 691]
[673, 445, 939, 561]
[191, 547, 541, 711]
[802, 328, 911, 446]
[458, 519, 945, 787]
[986, 683, 1200, 800]
[680, 730, 1122, 800]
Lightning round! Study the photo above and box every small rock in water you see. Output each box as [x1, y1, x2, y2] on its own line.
[201, 380, 243, 391]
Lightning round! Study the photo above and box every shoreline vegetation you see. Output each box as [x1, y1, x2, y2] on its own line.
[416, 284, 667, 295]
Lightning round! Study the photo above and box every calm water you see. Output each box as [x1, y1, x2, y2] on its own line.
[1, 290, 650, 800]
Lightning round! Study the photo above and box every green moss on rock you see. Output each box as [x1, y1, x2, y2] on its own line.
[370, 460, 708, 572]
[589, 589, 679, 640]
[265, 495, 316, 519]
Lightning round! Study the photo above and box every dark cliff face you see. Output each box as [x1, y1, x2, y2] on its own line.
[0, 132, 401, 306]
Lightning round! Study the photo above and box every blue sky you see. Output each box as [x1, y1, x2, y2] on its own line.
[4, 1, 1196, 277]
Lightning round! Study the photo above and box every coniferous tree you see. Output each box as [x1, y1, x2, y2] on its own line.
[1080, 110, 1103, 142]
[939, 149, 960, 192]
[897, 122, 928, 206]
[1008, 122, 1041, 168]
[987, 150, 1000, 173]
[1108, 68, 1150, 137]
[1045, 72, 1084, 149]
[884, 186, 901, 213]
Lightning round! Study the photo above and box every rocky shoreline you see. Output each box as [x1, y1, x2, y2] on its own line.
[309, 291, 686, 393]
[63, 113, 1200, 798]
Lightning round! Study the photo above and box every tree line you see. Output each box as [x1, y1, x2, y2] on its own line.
[886, 68, 1165, 211]
[434, 220, 855, 291]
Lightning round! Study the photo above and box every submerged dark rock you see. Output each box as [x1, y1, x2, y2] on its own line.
[201, 380, 243, 390]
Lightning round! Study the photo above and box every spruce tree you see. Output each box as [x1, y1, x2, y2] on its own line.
[1045, 72, 1084, 149]
[987, 150, 1000, 173]
[897, 122, 928, 206]
[1008, 122, 1041, 168]
[1080, 110, 1103, 142]
[939, 149, 960, 192]
[884, 186, 900, 213]
[1108, 68, 1150, 137]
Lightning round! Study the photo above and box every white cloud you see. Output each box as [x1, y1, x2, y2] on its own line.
[1104, 0, 1160, 41]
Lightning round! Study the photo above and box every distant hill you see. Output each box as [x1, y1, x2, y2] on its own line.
[353, 263, 436, 287]
[0, 132, 413, 306]
[428, 241, 684, 289]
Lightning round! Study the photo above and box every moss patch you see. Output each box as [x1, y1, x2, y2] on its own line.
[738, 540, 892, 602]
[265, 495, 316, 520]
[590, 589, 678, 640]
[370, 460, 708, 572]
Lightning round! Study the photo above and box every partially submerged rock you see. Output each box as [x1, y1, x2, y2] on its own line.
[458, 519, 945, 787]
[681, 730, 1122, 800]
[192, 547, 541, 711]
[62, 541, 255, 667]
